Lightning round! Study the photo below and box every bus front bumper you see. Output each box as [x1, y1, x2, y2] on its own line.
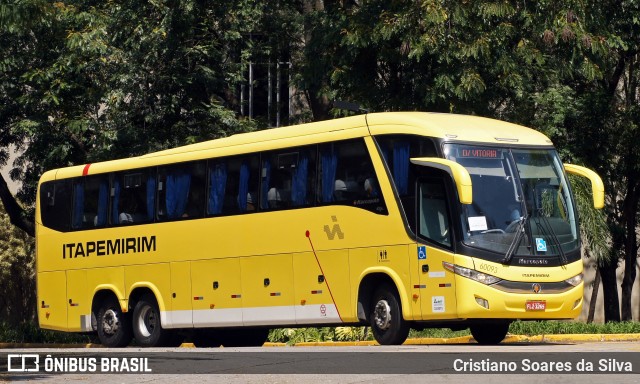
[454, 276, 583, 319]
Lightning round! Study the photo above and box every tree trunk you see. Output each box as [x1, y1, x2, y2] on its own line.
[599, 253, 621, 322]
[620, 187, 638, 320]
[587, 265, 601, 323]
[0, 174, 34, 237]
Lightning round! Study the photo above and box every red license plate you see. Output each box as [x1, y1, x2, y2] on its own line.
[526, 300, 546, 311]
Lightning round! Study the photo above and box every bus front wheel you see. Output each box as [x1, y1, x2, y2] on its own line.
[369, 284, 409, 345]
[132, 293, 176, 347]
[470, 323, 510, 345]
[96, 297, 132, 348]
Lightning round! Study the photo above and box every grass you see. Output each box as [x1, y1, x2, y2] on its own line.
[2, 321, 639, 344]
[0, 322, 90, 344]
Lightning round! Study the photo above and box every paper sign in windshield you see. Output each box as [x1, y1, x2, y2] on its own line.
[468, 216, 488, 231]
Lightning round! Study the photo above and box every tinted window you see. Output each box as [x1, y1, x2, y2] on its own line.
[418, 179, 452, 248]
[71, 176, 110, 229]
[208, 155, 260, 215]
[261, 147, 316, 211]
[112, 169, 155, 225]
[158, 162, 206, 220]
[377, 135, 438, 231]
[40, 180, 72, 232]
[319, 139, 387, 214]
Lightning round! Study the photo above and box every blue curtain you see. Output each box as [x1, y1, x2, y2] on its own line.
[321, 147, 337, 203]
[208, 163, 227, 215]
[237, 162, 249, 212]
[166, 170, 191, 219]
[393, 141, 410, 195]
[260, 159, 271, 209]
[96, 180, 108, 226]
[72, 182, 84, 228]
[291, 153, 309, 206]
[146, 175, 156, 221]
[112, 178, 120, 224]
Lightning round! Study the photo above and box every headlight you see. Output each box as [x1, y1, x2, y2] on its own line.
[564, 273, 583, 287]
[442, 262, 502, 285]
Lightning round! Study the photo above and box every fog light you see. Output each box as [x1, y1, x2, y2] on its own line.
[573, 298, 582, 310]
[475, 296, 489, 309]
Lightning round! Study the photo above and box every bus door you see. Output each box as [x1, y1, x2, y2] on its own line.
[416, 177, 458, 320]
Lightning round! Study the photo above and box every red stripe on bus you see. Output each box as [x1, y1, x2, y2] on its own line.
[82, 164, 91, 176]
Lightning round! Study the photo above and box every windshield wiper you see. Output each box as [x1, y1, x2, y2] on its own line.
[502, 215, 527, 264]
[534, 214, 569, 265]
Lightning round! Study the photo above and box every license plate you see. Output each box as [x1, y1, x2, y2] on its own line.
[526, 300, 546, 311]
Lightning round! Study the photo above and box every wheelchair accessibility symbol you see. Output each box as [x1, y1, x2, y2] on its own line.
[535, 238, 547, 252]
[418, 246, 427, 260]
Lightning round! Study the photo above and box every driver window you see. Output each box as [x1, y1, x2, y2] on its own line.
[419, 179, 452, 248]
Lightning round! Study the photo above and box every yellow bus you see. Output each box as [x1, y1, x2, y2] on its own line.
[36, 112, 604, 347]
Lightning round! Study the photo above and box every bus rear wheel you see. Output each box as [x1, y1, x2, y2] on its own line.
[369, 284, 409, 345]
[96, 297, 132, 348]
[470, 323, 510, 345]
[132, 293, 176, 347]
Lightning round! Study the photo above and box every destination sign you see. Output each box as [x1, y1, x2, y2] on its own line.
[457, 148, 502, 159]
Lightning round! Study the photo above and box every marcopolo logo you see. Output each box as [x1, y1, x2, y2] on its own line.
[7, 354, 40, 372]
[323, 216, 344, 240]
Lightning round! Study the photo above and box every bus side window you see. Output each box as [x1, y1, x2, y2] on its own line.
[214, 155, 260, 215]
[158, 162, 206, 221]
[40, 180, 72, 232]
[319, 139, 386, 214]
[112, 170, 155, 225]
[418, 179, 452, 248]
[71, 176, 109, 229]
[261, 146, 316, 211]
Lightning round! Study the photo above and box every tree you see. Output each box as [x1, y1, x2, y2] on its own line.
[295, 0, 622, 318]
[0, 203, 35, 325]
[0, 0, 267, 235]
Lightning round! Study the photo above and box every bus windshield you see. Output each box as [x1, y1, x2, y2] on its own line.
[443, 144, 578, 260]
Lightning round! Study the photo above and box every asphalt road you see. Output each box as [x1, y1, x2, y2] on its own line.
[2, 342, 640, 383]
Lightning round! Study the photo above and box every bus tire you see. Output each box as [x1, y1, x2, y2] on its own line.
[470, 323, 510, 345]
[96, 297, 132, 348]
[369, 284, 409, 345]
[132, 293, 172, 347]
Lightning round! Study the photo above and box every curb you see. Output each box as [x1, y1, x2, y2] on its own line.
[3, 334, 640, 349]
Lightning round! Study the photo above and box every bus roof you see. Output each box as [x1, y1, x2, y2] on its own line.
[42, 112, 553, 181]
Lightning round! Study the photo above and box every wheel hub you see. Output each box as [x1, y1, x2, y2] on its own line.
[374, 299, 392, 330]
[137, 306, 157, 338]
[102, 309, 120, 335]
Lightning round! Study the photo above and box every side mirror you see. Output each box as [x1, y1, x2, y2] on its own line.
[563, 163, 605, 209]
[410, 157, 472, 204]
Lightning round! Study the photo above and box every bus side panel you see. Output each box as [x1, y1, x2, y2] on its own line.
[349, 245, 417, 321]
[191, 258, 243, 327]
[169, 261, 193, 328]
[241, 254, 295, 326]
[37, 271, 68, 331]
[66, 269, 90, 332]
[292, 250, 348, 324]
[125, 263, 170, 316]
[87, 267, 126, 311]
[418, 246, 458, 320]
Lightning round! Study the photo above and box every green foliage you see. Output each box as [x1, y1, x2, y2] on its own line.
[568, 174, 610, 265]
[0, 204, 35, 325]
[0, 322, 89, 344]
[268, 321, 640, 343]
[268, 327, 373, 344]
[507, 320, 640, 336]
